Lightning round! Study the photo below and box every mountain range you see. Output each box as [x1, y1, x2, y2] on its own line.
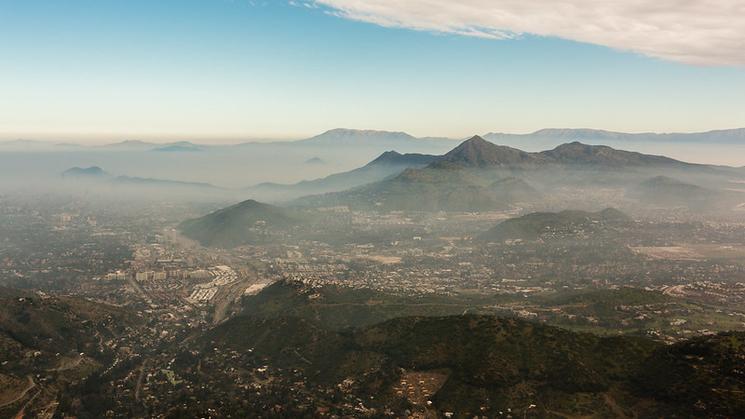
[485, 127, 745, 145]
[435, 136, 688, 169]
[296, 128, 424, 147]
[57, 148, 437, 204]
[293, 136, 724, 212]
[59, 134, 745, 211]
[61, 166, 221, 191]
[5, 127, 745, 152]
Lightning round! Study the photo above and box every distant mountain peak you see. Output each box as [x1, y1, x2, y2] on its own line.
[539, 141, 681, 166]
[367, 150, 402, 165]
[485, 127, 745, 145]
[62, 166, 109, 178]
[532, 128, 622, 138]
[366, 150, 437, 167]
[320, 128, 414, 138]
[461, 134, 489, 145]
[115, 140, 149, 145]
[102, 140, 155, 148]
[304, 157, 325, 165]
[377, 150, 403, 158]
[299, 128, 419, 147]
[233, 199, 265, 209]
[549, 141, 612, 155]
[434, 135, 539, 168]
[152, 142, 203, 152]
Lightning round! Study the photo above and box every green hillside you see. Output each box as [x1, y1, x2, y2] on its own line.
[192, 282, 745, 417]
[481, 208, 633, 242]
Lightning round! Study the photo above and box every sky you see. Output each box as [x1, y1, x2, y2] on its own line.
[1, 0, 744, 143]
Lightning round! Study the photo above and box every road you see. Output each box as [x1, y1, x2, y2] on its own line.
[0, 376, 35, 409]
[126, 276, 153, 305]
[134, 360, 148, 402]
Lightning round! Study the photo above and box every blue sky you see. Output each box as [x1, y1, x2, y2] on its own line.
[1, 0, 744, 142]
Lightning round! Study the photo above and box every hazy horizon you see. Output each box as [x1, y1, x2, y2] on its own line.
[3, 125, 745, 145]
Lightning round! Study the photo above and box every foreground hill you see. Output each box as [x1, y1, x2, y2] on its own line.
[636, 332, 745, 416]
[178, 199, 300, 247]
[0, 287, 140, 385]
[235, 280, 486, 330]
[194, 282, 745, 418]
[207, 314, 660, 416]
[481, 208, 633, 242]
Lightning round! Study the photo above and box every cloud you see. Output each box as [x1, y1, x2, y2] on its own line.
[310, 0, 745, 66]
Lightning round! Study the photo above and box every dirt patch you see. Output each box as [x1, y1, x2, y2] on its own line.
[630, 246, 704, 261]
[392, 370, 449, 408]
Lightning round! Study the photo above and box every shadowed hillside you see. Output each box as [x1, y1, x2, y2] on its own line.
[631, 175, 742, 210]
[179, 199, 299, 247]
[196, 282, 745, 418]
[245, 150, 438, 202]
[0, 287, 140, 374]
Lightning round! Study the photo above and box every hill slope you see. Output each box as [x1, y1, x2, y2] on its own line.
[179, 199, 299, 247]
[0, 287, 139, 374]
[294, 167, 503, 211]
[430, 135, 543, 168]
[636, 332, 745, 416]
[246, 150, 437, 202]
[482, 208, 633, 242]
[632, 175, 742, 210]
[199, 281, 745, 417]
[489, 177, 542, 203]
[538, 141, 683, 167]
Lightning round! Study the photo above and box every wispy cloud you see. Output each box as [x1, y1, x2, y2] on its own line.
[309, 0, 745, 66]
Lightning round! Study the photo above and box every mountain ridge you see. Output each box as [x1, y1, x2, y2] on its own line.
[430, 135, 544, 168]
[245, 150, 438, 202]
[485, 127, 745, 144]
[5, 127, 745, 151]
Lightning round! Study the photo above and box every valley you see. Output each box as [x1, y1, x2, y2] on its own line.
[2, 135, 745, 417]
